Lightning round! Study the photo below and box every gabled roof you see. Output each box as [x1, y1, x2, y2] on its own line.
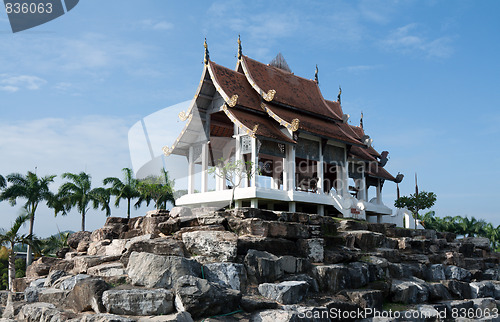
[208, 61, 262, 112]
[240, 56, 342, 121]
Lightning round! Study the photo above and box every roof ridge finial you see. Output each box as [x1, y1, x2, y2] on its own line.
[337, 85, 342, 105]
[315, 64, 319, 84]
[204, 38, 209, 65]
[237, 34, 242, 60]
[360, 111, 364, 129]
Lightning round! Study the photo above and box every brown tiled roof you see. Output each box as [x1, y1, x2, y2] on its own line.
[265, 103, 363, 146]
[367, 162, 397, 182]
[241, 56, 342, 120]
[229, 107, 296, 144]
[350, 146, 378, 162]
[325, 100, 343, 120]
[209, 61, 262, 112]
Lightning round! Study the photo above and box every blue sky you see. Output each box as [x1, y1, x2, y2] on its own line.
[1, 0, 499, 236]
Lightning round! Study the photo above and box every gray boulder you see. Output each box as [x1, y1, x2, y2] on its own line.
[245, 249, 284, 284]
[120, 237, 185, 266]
[441, 280, 472, 299]
[427, 283, 452, 301]
[88, 262, 126, 277]
[65, 278, 110, 313]
[296, 238, 324, 262]
[204, 262, 247, 291]
[17, 302, 72, 322]
[24, 286, 40, 303]
[182, 230, 238, 262]
[67, 231, 92, 250]
[38, 288, 71, 307]
[258, 281, 309, 304]
[102, 288, 174, 316]
[127, 252, 200, 288]
[137, 312, 194, 321]
[344, 290, 383, 310]
[43, 270, 67, 287]
[444, 265, 472, 282]
[77, 313, 136, 322]
[56, 274, 91, 290]
[470, 281, 496, 298]
[29, 278, 47, 288]
[174, 275, 241, 318]
[425, 264, 445, 282]
[312, 264, 351, 292]
[391, 279, 429, 304]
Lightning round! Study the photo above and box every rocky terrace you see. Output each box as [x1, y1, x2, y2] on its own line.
[1, 207, 500, 321]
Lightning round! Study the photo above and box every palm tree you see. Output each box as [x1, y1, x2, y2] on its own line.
[103, 168, 142, 219]
[0, 175, 5, 189]
[484, 223, 500, 251]
[0, 171, 55, 266]
[457, 216, 486, 237]
[0, 214, 40, 291]
[57, 172, 111, 231]
[137, 169, 175, 210]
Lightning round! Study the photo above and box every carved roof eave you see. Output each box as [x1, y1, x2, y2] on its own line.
[207, 60, 241, 108]
[260, 102, 299, 132]
[239, 56, 277, 102]
[220, 104, 258, 138]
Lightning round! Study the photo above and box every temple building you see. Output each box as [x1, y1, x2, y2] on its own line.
[162, 38, 403, 221]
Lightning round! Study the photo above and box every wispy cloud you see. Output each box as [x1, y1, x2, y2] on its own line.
[139, 19, 174, 31]
[382, 23, 453, 58]
[338, 65, 382, 73]
[0, 74, 46, 92]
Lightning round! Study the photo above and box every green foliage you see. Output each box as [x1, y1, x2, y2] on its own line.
[137, 169, 175, 210]
[38, 231, 71, 256]
[208, 158, 259, 209]
[0, 213, 40, 290]
[103, 168, 142, 219]
[419, 211, 500, 251]
[394, 191, 437, 215]
[0, 171, 56, 265]
[56, 172, 111, 231]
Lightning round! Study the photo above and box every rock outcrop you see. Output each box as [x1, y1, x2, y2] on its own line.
[4, 207, 500, 321]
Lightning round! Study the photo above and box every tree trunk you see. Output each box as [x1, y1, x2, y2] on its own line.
[26, 211, 34, 267]
[230, 187, 235, 209]
[127, 198, 131, 219]
[8, 245, 16, 292]
[81, 209, 86, 231]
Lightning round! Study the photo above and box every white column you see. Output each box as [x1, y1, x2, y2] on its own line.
[318, 204, 325, 216]
[251, 198, 258, 208]
[289, 201, 296, 212]
[201, 143, 208, 193]
[376, 179, 381, 204]
[286, 145, 296, 192]
[188, 146, 194, 194]
[250, 137, 258, 187]
[317, 143, 324, 194]
[342, 161, 349, 197]
[358, 166, 366, 201]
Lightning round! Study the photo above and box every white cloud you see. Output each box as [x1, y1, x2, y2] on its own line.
[140, 19, 174, 31]
[338, 65, 382, 73]
[0, 74, 47, 92]
[0, 115, 148, 237]
[382, 23, 453, 58]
